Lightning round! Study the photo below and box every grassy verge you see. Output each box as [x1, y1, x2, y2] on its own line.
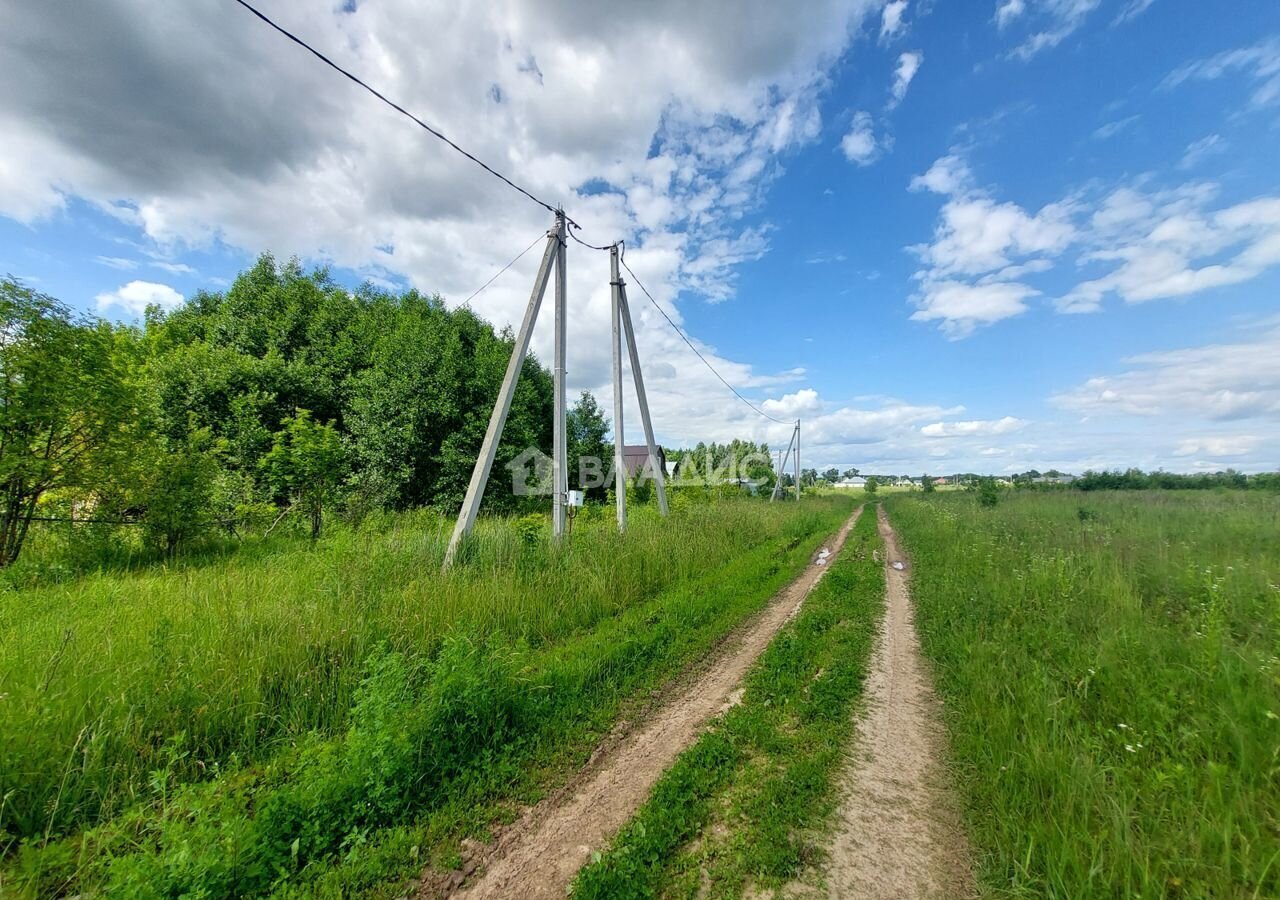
[2, 496, 854, 897]
[886, 490, 1280, 898]
[571, 503, 884, 899]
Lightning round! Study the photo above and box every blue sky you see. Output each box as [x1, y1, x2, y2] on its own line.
[2, 0, 1278, 473]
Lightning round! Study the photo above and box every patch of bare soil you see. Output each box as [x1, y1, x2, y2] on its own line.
[807, 507, 974, 899]
[420, 507, 864, 899]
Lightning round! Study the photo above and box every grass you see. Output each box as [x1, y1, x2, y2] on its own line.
[886, 489, 1280, 898]
[0, 495, 855, 897]
[571, 503, 885, 899]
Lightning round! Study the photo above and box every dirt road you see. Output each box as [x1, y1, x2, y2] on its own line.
[427, 507, 864, 899]
[814, 506, 974, 899]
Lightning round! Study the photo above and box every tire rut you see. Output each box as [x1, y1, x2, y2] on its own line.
[422, 506, 864, 899]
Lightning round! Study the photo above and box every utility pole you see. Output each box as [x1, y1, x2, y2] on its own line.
[770, 422, 798, 502]
[444, 211, 564, 568]
[552, 210, 568, 541]
[617, 276, 669, 516]
[788, 419, 798, 504]
[610, 245, 627, 532]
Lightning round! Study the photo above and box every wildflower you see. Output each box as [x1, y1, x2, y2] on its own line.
[1125, 744, 1136, 753]
[1117, 723, 1129, 730]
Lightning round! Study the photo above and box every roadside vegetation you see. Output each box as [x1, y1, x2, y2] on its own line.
[573, 504, 884, 899]
[887, 489, 1280, 897]
[0, 494, 853, 897]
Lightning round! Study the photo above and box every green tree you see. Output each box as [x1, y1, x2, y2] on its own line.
[0, 280, 136, 566]
[801, 468, 819, 488]
[567, 391, 612, 501]
[843, 467, 860, 479]
[140, 428, 221, 555]
[921, 473, 936, 494]
[261, 410, 347, 539]
[976, 476, 1000, 508]
[864, 476, 879, 494]
[822, 467, 840, 484]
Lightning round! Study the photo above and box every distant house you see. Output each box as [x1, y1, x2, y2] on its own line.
[833, 476, 867, 489]
[932, 477, 949, 486]
[894, 477, 916, 487]
[621, 445, 667, 479]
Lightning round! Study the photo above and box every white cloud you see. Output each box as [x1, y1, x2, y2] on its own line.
[921, 416, 1026, 437]
[995, 0, 1026, 29]
[1053, 326, 1280, 422]
[888, 51, 923, 109]
[94, 255, 137, 270]
[908, 153, 1280, 333]
[0, 0, 894, 453]
[1173, 436, 1259, 458]
[910, 280, 1038, 338]
[840, 111, 883, 165]
[1165, 36, 1280, 108]
[1092, 115, 1139, 140]
[880, 1, 909, 41]
[153, 261, 197, 275]
[1113, 0, 1157, 25]
[1004, 0, 1102, 61]
[1057, 190, 1280, 312]
[909, 155, 973, 196]
[1179, 134, 1226, 170]
[95, 280, 184, 316]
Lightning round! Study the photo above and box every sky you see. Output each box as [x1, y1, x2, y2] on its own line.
[2, 0, 1278, 475]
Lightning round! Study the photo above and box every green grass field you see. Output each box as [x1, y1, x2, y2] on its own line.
[572, 503, 884, 899]
[0, 495, 854, 897]
[887, 489, 1280, 898]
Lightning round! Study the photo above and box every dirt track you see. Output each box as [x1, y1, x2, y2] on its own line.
[813, 506, 974, 899]
[426, 507, 864, 899]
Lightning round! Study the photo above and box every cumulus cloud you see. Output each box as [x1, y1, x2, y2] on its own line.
[840, 111, 884, 165]
[888, 51, 923, 109]
[995, 0, 1026, 29]
[907, 153, 1280, 334]
[0, 0, 890, 451]
[880, 0, 909, 41]
[95, 280, 184, 316]
[1057, 190, 1280, 312]
[1173, 436, 1259, 458]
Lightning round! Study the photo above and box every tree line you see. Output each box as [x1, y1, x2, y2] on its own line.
[0, 256, 563, 567]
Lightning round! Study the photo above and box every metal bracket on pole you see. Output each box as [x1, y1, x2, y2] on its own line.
[443, 212, 563, 568]
[610, 246, 628, 533]
[617, 282, 669, 516]
[552, 210, 568, 541]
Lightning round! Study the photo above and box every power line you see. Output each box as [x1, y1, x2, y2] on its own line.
[619, 257, 791, 426]
[229, 0, 570, 223]
[459, 232, 547, 307]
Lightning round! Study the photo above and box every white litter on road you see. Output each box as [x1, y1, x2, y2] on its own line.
[892, 561, 905, 570]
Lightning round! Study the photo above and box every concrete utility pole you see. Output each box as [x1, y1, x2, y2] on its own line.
[617, 280, 669, 516]
[552, 211, 568, 540]
[443, 212, 564, 568]
[788, 419, 798, 504]
[610, 245, 628, 532]
[770, 423, 798, 502]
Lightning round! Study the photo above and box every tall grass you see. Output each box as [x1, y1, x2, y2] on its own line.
[887, 490, 1280, 897]
[0, 498, 845, 848]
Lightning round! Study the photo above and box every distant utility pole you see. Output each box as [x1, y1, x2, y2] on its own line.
[444, 211, 568, 568]
[610, 244, 669, 530]
[770, 421, 799, 502]
[788, 419, 798, 504]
